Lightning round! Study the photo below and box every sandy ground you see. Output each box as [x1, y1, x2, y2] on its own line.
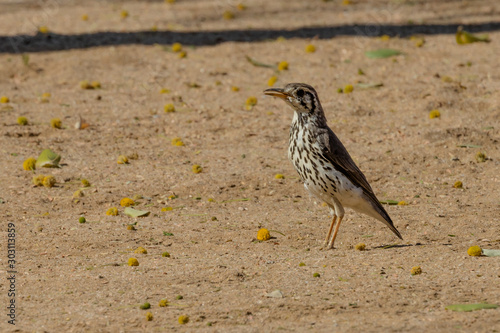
[0, 0, 499, 332]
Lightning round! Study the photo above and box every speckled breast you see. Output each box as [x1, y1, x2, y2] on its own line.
[288, 122, 340, 201]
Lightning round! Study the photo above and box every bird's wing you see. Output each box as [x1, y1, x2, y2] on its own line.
[317, 127, 374, 195]
[316, 127, 402, 239]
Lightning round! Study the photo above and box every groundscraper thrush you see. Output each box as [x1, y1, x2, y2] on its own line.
[264, 83, 402, 249]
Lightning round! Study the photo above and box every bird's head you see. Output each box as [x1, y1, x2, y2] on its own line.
[264, 83, 321, 115]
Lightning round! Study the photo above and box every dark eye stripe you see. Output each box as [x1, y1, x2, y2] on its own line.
[296, 89, 305, 97]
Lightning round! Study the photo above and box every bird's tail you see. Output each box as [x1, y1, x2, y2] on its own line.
[362, 197, 403, 240]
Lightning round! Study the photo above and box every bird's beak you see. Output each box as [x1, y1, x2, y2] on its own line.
[263, 88, 289, 100]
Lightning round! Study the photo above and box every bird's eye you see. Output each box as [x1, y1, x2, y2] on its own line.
[296, 89, 304, 98]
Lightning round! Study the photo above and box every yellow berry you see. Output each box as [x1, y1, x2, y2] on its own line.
[237, 3, 246, 10]
[128, 258, 139, 266]
[50, 118, 62, 129]
[267, 76, 278, 87]
[305, 44, 316, 53]
[277, 61, 289, 71]
[23, 157, 36, 171]
[410, 266, 422, 275]
[231, 86, 240, 92]
[161, 207, 173, 212]
[429, 109, 440, 119]
[192, 164, 203, 174]
[313, 272, 320, 278]
[81, 179, 90, 187]
[257, 228, 271, 241]
[453, 181, 463, 189]
[274, 174, 284, 179]
[223, 10, 235, 20]
[355, 243, 366, 251]
[162, 252, 171, 257]
[165, 0, 175, 3]
[397, 201, 408, 206]
[380, 34, 390, 41]
[245, 96, 257, 107]
[0, 96, 9, 103]
[120, 198, 135, 207]
[164, 104, 175, 112]
[42, 175, 56, 188]
[414, 38, 425, 47]
[178, 315, 189, 324]
[344, 84, 354, 94]
[441, 76, 453, 83]
[172, 137, 185, 146]
[32, 174, 45, 186]
[172, 42, 182, 52]
[134, 246, 147, 254]
[145, 312, 153, 321]
[127, 224, 135, 230]
[342, 0, 351, 5]
[160, 88, 170, 94]
[73, 190, 84, 198]
[17, 116, 28, 125]
[90, 81, 101, 89]
[475, 152, 486, 163]
[80, 80, 92, 89]
[299, 262, 306, 267]
[159, 299, 169, 307]
[120, 10, 129, 18]
[106, 207, 119, 216]
[81, 14, 89, 21]
[467, 246, 482, 256]
[276, 36, 286, 42]
[38, 26, 49, 34]
[117, 155, 129, 164]
[41, 92, 51, 103]
[178, 51, 187, 58]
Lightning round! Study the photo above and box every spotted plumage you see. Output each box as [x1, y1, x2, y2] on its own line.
[264, 83, 402, 249]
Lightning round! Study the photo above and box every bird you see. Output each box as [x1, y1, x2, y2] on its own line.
[264, 83, 402, 249]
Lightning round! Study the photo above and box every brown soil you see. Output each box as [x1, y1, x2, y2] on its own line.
[1, 1, 499, 332]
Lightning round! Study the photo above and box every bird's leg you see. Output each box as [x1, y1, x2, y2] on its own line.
[324, 215, 337, 247]
[327, 215, 344, 250]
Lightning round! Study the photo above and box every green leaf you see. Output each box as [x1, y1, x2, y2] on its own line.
[456, 26, 490, 44]
[269, 229, 286, 236]
[482, 249, 500, 257]
[22, 54, 30, 66]
[220, 198, 250, 203]
[457, 144, 482, 148]
[36, 149, 61, 168]
[124, 207, 150, 218]
[356, 82, 384, 89]
[379, 200, 399, 205]
[365, 49, 402, 59]
[163, 232, 174, 236]
[245, 56, 276, 69]
[445, 303, 498, 312]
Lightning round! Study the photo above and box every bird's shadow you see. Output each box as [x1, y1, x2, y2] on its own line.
[373, 242, 454, 250]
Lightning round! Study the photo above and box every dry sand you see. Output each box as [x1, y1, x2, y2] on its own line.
[0, 0, 499, 332]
